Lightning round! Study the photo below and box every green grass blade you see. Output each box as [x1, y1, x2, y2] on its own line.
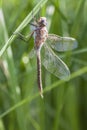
[71, 0, 86, 35]
[0, 119, 5, 130]
[0, 9, 26, 130]
[0, 0, 2, 7]
[50, 0, 68, 22]
[0, 0, 48, 57]
[0, 66, 87, 119]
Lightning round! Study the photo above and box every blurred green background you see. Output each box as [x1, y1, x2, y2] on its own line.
[0, 0, 87, 130]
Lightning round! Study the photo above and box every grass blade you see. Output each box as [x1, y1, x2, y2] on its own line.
[0, 66, 87, 119]
[0, 8, 26, 130]
[0, 0, 48, 57]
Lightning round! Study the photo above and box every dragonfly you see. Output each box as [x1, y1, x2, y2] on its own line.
[14, 17, 78, 98]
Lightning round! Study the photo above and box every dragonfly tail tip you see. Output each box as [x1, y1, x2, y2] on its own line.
[40, 92, 44, 99]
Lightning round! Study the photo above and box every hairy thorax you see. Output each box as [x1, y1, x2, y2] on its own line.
[34, 26, 48, 50]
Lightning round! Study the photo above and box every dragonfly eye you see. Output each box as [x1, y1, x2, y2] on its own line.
[41, 19, 44, 22]
[38, 17, 47, 26]
[41, 19, 47, 26]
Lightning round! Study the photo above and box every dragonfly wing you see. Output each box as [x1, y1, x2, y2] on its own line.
[46, 34, 78, 52]
[29, 48, 36, 58]
[42, 44, 70, 80]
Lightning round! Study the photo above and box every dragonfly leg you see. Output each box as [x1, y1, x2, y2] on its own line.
[30, 10, 40, 26]
[29, 22, 38, 27]
[13, 31, 34, 43]
[31, 10, 38, 23]
[37, 8, 41, 19]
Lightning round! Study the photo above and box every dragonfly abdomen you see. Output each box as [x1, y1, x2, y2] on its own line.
[36, 51, 43, 98]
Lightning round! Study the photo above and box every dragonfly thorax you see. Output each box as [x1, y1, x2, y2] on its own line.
[34, 20, 48, 50]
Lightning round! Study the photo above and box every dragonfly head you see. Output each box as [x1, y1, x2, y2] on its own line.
[38, 17, 47, 27]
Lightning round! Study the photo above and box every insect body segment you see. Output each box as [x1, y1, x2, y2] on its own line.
[32, 17, 48, 97]
[33, 17, 48, 50]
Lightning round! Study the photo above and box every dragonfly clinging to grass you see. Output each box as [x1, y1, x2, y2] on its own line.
[14, 17, 78, 98]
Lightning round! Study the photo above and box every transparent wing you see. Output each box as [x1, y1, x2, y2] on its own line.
[46, 34, 78, 52]
[42, 44, 70, 80]
[29, 48, 36, 59]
